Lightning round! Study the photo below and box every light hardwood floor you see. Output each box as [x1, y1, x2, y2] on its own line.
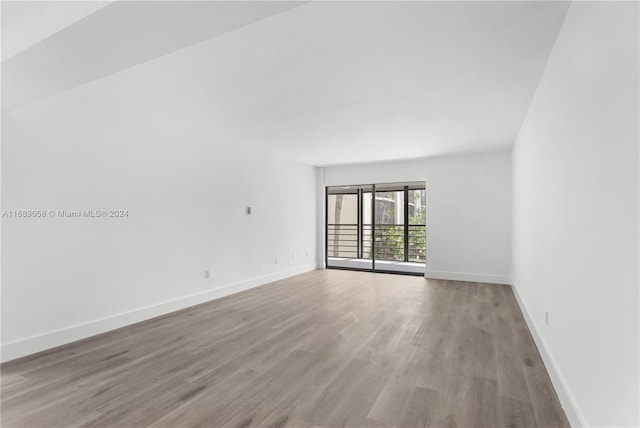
[1, 270, 569, 428]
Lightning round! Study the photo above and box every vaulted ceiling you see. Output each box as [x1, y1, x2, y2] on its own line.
[2, 1, 570, 165]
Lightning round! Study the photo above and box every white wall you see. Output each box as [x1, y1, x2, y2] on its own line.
[1, 79, 317, 362]
[323, 158, 427, 187]
[425, 151, 511, 284]
[320, 151, 511, 284]
[512, 2, 639, 427]
[315, 167, 326, 269]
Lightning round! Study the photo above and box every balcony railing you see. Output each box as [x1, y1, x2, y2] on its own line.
[327, 223, 425, 262]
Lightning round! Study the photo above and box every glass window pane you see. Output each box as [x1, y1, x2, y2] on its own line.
[374, 190, 404, 261]
[327, 194, 358, 258]
[408, 189, 426, 262]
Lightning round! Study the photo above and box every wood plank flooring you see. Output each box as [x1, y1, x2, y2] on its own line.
[1, 270, 570, 428]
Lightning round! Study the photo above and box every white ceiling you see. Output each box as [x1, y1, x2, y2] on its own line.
[1, 1, 305, 110]
[2, 1, 570, 166]
[1, 0, 112, 61]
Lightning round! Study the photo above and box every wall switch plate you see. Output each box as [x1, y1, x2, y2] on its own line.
[275, 256, 278, 264]
[292, 253, 296, 261]
[246, 206, 252, 216]
[205, 270, 211, 279]
[545, 311, 549, 326]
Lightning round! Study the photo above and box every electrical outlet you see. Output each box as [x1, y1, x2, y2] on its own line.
[545, 311, 549, 326]
[205, 270, 211, 279]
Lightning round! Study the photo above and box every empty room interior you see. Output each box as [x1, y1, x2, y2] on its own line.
[1, 1, 638, 427]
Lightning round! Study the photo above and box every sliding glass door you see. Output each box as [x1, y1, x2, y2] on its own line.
[326, 186, 372, 271]
[326, 182, 425, 275]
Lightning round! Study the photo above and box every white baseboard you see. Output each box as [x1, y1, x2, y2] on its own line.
[510, 279, 587, 428]
[424, 270, 510, 285]
[1, 264, 317, 363]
